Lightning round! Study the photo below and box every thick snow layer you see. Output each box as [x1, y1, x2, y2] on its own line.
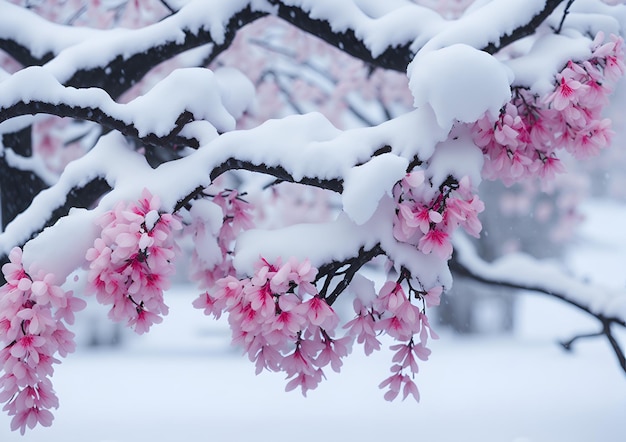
[413, 0, 547, 51]
[0, 1, 105, 58]
[213, 68, 256, 120]
[276, 0, 444, 58]
[234, 196, 451, 289]
[0, 66, 244, 137]
[341, 153, 408, 225]
[2, 106, 447, 283]
[426, 125, 484, 188]
[42, 0, 253, 82]
[558, 0, 626, 37]
[408, 44, 512, 130]
[505, 33, 592, 93]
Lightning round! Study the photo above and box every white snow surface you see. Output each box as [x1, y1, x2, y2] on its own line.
[234, 196, 451, 290]
[0, 0, 105, 58]
[43, 0, 254, 82]
[426, 125, 484, 188]
[341, 153, 408, 225]
[412, 0, 547, 51]
[276, 0, 444, 57]
[408, 44, 512, 130]
[0, 66, 245, 136]
[505, 33, 592, 93]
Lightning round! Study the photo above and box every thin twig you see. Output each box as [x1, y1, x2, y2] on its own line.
[555, 0, 576, 34]
[560, 330, 604, 351]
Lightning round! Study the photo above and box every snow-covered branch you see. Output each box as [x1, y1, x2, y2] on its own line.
[0, 66, 254, 150]
[0, 0, 588, 95]
[1, 0, 626, 434]
[451, 234, 626, 373]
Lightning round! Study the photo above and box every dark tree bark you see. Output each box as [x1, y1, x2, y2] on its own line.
[0, 127, 47, 229]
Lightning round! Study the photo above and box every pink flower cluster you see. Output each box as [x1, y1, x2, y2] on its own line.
[473, 33, 625, 185]
[344, 279, 440, 401]
[85, 188, 181, 334]
[188, 188, 254, 290]
[0, 248, 86, 434]
[393, 170, 484, 259]
[193, 257, 351, 395]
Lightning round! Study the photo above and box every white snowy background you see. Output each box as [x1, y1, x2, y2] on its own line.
[0, 199, 624, 442]
[0, 1, 625, 441]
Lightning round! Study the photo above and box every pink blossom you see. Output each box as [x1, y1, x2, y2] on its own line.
[545, 74, 585, 111]
[10, 407, 54, 435]
[343, 313, 381, 355]
[297, 296, 338, 330]
[423, 286, 443, 308]
[0, 247, 84, 433]
[315, 334, 352, 372]
[538, 156, 566, 181]
[473, 33, 624, 186]
[85, 188, 181, 334]
[418, 229, 453, 259]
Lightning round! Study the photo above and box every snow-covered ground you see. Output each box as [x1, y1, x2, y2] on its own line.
[1, 199, 625, 442]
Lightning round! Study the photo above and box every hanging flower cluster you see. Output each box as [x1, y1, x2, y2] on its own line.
[344, 277, 441, 401]
[473, 32, 625, 185]
[85, 188, 182, 334]
[0, 248, 86, 434]
[187, 188, 254, 290]
[393, 170, 485, 260]
[193, 256, 351, 395]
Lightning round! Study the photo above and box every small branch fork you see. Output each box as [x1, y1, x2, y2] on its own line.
[450, 256, 626, 375]
[315, 245, 384, 305]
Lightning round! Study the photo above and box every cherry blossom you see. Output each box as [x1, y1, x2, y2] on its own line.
[0, 0, 625, 434]
[0, 248, 85, 435]
[473, 33, 625, 186]
[193, 256, 352, 396]
[85, 188, 182, 334]
[392, 172, 485, 260]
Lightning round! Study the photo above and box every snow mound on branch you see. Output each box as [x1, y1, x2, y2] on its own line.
[408, 44, 512, 130]
[342, 153, 408, 225]
[213, 67, 255, 120]
[128, 68, 236, 136]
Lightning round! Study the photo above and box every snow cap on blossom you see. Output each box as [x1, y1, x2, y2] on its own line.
[188, 187, 254, 290]
[85, 188, 181, 334]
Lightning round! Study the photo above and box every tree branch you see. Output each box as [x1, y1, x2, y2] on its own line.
[555, 0, 576, 34]
[450, 253, 626, 375]
[0, 37, 54, 66]
[267, 1, 413, 73]
[64, 5, 268, 98]
[210, 158, 344, 193]
[0, 101, 199, 150]
[482, 0, 568, 54]
[318, 245, 384, 305]
[0, 177, 112, 283]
